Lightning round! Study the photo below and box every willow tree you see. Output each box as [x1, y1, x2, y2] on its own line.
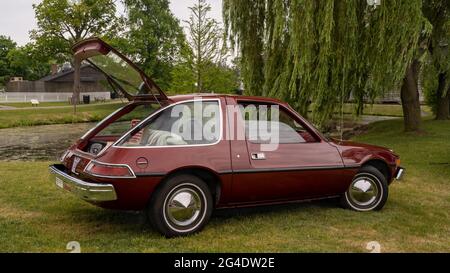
[422, 0, 450, 120]
[224, 0, 426, 128]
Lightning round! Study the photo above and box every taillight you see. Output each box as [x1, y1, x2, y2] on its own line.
[84, 161, 135, 178]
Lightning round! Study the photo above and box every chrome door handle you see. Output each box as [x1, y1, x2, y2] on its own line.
[251, 153, 266, 160]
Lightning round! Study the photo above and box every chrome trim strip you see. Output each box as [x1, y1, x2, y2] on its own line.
[344, 164, 361, 169]
[133, 166, 357, 177]
[83, 160, 136, 179]
[112, 98, 223, 149]
[232, 165, 358, 174]
[49, 164, 117, 202]
[395, 167, 405, 180]
[135, 172, 167, 177]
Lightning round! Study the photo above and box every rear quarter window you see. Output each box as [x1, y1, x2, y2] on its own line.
[118, 100, 222, 147]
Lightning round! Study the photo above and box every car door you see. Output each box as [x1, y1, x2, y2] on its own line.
[229, 99, 348, 204]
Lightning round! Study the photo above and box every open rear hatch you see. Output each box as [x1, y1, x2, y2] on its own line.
[65, 38, 168, 172]
[72, 37, 168, 102]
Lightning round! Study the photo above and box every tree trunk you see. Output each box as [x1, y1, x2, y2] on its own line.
[435, 73, 449, 120]
[197, 69, 202, 93]
[400, 60, 422, 132]
[73, 57, 81, 114]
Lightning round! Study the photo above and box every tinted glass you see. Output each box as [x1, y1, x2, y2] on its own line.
[87, 52, 145, 96]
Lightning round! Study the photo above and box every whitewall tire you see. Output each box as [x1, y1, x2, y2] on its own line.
[341, 165, 389, 212]
[147, 174, 213, 237]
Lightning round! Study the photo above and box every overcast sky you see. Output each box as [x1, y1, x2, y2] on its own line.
[0, 0, 223, 46]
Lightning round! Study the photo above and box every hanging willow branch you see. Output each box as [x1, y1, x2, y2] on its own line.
[223, 0, 426, 126]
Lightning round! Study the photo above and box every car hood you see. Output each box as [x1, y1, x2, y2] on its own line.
[331, 139, 393, 153]
[329, 138, 398, 166]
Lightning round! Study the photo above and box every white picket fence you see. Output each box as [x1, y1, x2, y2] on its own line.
[0, 92, 111, 103]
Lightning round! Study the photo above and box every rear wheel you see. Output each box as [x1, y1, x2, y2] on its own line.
[147, 174, 213, 237]
[341, 165, 388, 211]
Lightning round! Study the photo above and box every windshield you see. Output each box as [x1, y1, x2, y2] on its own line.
[86, 51, 146, 97]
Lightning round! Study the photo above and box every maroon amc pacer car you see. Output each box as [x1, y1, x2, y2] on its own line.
[50, 38, 404, 237]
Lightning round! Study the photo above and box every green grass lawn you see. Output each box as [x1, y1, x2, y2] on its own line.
[0, 102, 126, 129]
[340, 103, 432, 117]
[0, 118, 449, 252]
[342, 103, 405, 116]
[307, 103, 429, 117]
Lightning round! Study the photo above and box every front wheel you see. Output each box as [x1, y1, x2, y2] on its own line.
[147, 174, 213, 237]
[341, 165, 389, 211]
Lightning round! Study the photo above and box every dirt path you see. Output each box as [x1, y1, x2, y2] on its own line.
[0, 105, 16, 110]
[0, 100, 124, 111]
[326, 114, 398, 139]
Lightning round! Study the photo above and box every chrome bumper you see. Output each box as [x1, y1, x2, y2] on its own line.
[395, 167, 405, 180]
[49, 164, 117, 202]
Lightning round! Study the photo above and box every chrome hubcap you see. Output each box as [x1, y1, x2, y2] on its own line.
[349, 177, 379, 206]
[166, 188, 202, 227]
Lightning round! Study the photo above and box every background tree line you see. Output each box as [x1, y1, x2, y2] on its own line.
[0, 0, 448, 132]
[223, 0, 449, 131]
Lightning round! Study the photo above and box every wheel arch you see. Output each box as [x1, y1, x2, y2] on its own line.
[157, 166, 222, 206]
[361, 158, 391, 182]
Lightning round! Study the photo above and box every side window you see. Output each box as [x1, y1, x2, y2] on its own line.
[119, 101, 221, 147]
[238, 102, 317, 144]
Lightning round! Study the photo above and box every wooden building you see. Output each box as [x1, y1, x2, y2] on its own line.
[5, 65, 109, 94]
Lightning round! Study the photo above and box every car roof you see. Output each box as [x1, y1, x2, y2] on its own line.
[167, 93, 286, 105]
